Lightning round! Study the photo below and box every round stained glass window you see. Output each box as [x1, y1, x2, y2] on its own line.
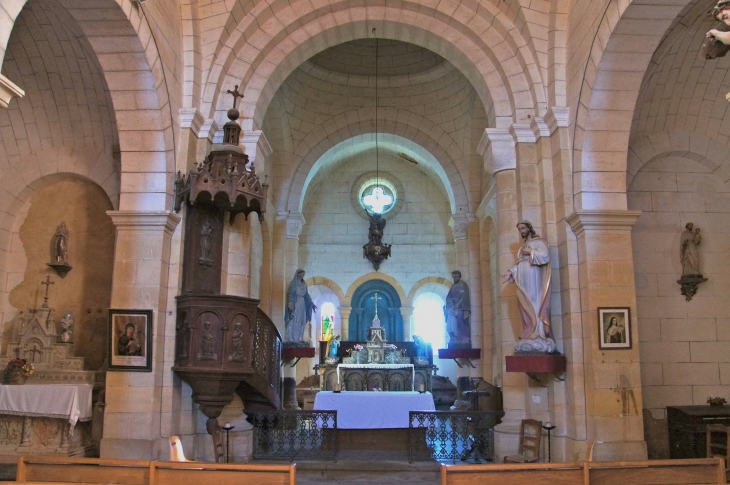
[361, 185, 394, 214]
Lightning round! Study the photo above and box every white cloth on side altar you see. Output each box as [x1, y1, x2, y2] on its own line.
[313, 391, 435, 429]
[0, 383, 93, 429]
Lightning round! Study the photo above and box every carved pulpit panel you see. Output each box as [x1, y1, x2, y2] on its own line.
[181, 205, 224, 294]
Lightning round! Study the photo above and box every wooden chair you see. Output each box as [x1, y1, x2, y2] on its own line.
[503, 419, 542, 463]
[707, 424, 730, 468]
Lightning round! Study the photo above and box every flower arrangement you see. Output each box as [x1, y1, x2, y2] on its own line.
[708, 396, 727, 407]
[353, 344, 364, 351]
[3, 359, 33, 384]
[386, 344, 398, 350]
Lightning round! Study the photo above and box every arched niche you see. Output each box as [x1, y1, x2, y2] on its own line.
[348, 279, 403, 342]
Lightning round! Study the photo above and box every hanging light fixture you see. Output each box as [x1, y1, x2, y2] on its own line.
[363, 29, 392, 271]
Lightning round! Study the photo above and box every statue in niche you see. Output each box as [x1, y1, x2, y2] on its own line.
[444, 270, 471, 347]
[52, 222, 69, 264]
[229, 322, 245, 362]
[47, 222, 72, 278]
[198, 220, 214, 268]
[284, 269, 316, 345]
[680, 222, 702, 277]
[198, 321, 217, 360]
[502, 220, 556, 353]
[118, 323, 141, 356]
[59, 311, 73, 343]
[677, 222, 708, 301]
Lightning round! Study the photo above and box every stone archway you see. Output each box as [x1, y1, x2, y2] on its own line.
[349, 279, 403, 342]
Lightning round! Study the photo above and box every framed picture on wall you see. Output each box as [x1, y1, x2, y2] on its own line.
[598, 307, 631, 350]
[108, 309, 153, 371]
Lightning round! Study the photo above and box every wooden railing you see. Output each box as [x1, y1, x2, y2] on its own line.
[7, 456, 295, 485]
[441, 458, 727, 485]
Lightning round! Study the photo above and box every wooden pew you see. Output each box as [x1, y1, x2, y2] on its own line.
[13, 456, 150, 485]
[152, 461, 295, 485]
[442, 458, 727, 485]
[5, 455, 296, 485]
[441, 461, 586, 485]
[587, 458, 726, 485]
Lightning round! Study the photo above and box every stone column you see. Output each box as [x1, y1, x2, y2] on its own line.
[241, 130, 272, 174]
[272, 214, 288, 334]
[282, 360, 301, 410]
[338, 306, 351, 340]
[285, 213, 305, 281]
[477, 128, 526, 455]
[567, 210, 646, 460]
[101, 211, 180, 460]
[399, 306, 413, 342]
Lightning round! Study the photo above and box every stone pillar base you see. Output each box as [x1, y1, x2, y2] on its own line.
[100, 437, 169, 460]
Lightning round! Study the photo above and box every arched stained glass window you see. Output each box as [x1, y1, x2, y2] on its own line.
[412, 292, 446, 353]
[321, 302, 335, 340]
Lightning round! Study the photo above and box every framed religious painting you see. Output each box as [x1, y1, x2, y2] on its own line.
[108, 309, 153, 371]
[597, 307, 631, 350]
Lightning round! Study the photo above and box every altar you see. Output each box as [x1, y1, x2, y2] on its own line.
[0, 304, 104, 459]
[314, 391, 434, 428]
[337, 364, 414, 391]
[317, 322, 437, 393]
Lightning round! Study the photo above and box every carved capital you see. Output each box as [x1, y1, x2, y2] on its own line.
[179, 108, 205, 136]
[544, 107, 570, 135]
[449, 215, 470, 241]
[566, 210, 642, 236]
[106, 210, 181, 236]
[0, 73, 24, 109]
[510, 123, 537, 143]
[477, 128, 516, 175]
[285, 213, 305, 239]
[241, 130, 272, 167]
[198, 119, 219, 144]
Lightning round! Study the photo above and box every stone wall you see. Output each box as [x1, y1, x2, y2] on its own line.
[630, 155, 730, 455]
[6, 179, 115, 370]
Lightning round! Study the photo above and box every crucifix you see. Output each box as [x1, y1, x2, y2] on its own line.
[27, 344, 42, 363]
[40, 275, 54, 308]
[226, 85, 244, 109]
[371, 292, 381, 326]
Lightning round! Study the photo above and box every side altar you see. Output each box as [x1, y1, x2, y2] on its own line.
[0, 302, 105, 459]
[317, 325, 436, 392]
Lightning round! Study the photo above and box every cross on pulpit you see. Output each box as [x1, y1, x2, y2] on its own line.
[41, 275, 54, 308]
[226, 85, 244, 109]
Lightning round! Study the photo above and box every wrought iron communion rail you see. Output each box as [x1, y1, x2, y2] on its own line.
[409, 411, 503, 463]
[249, 410, 338, 461]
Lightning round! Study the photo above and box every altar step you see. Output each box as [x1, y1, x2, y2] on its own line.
[292, 451, 441, 485]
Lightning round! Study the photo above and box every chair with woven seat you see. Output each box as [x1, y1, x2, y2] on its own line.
[706, 424, 730, 468]
[504, 419, 542, 463]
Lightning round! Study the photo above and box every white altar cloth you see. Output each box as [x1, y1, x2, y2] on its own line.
[0, 384, 93, 428]
[314, 391, 435, 429]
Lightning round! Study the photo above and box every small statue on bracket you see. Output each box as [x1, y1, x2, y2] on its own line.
[59, 310, 73, 343]
[46, 222, 72, 278]
[677, 222, 707, 301]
